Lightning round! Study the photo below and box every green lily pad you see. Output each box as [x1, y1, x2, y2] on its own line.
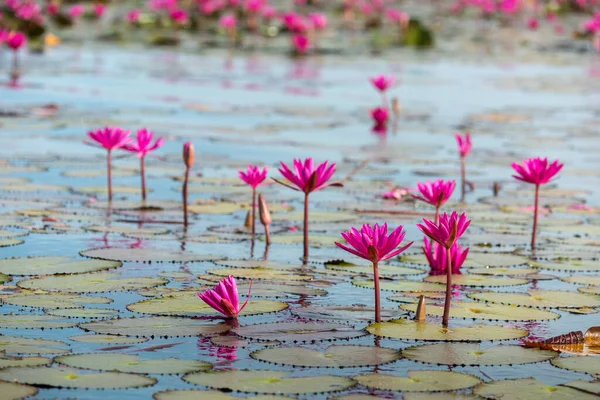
[424, 275, 528, 287]
[291, 305, 404, 322]
[468, 290, 600, 309]
[17, 272, 168, 293]
[0, 354, 52, 368]
[354, 370, 481, 391]
[0, 230, 28, 238]
[188, 203, 243, 214]
[561, 276, 600, 286]
[466, 267, 538, 276]
[562, 380, 600, 395]
[551, 356, 600, 375]
[46, 308, 119, 319]
[207, 268, 312, 281]
[55, 353, 211, 374]
[81, 247, 224, 263]
[474, 378, 599, 400]
[0, 239, 23, 247]
[0, 335, 70, 354]
[0, 314, 77, 329]
[233, 322, 368, 343]
[0, 366, 156, 389]
[366, 319, 528, 342]
[2, 293, 112, 309]
[68, 335, 148, 344]
[235, 283, 327, 298]
[401, 301, 560, 321]
[264, 234, 339, 247]
[153, 390, 293, 400]
[353, 279, 446, 292]
[276, 211, 356, 223]
[0, 256, 121, 276]
[84, 225, 170, 235]
[214, 260, 313, 270]
[579, 286, 600, 295]
[183, 370, 355, 394]
[80, 317, 230, 338]
[326, 263, 426, 276]
[402, 343, 557, 366]
[401, 252, 531, 268]
[211, 336, 250, 348]
[76, 185, 147, 195]
[0, 381, 38, 400]
[128, 292, 288, 317]
[250, 345, 401, 368]
[532, 260, 600, 272]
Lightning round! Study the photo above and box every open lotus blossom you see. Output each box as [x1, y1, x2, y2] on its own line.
[69, 4, 85, 19]
[292, 34, 309, 54]
[124, 128, 164, 201]
[417, 211, 470, 327]
[456, 132, 472, 202]
[275, 158, 341, 261]
[370, 75, 395, 92]
[85, 127, 132, 202]
[336, 223, 413, 322]
[512, 157, 563, 250]
[423, 238, 468, 276]
[239, 165, 268, 236]
[5, 31, 27, 51]
[412, 179, 456, 223]
[198, 275, 252, 318]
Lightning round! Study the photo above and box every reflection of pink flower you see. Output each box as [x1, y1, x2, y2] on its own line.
[371, 107, 389, 126]
[568, 204, 594, 212]
[423, 238, 468, 276]
[382, 188, 408, 200]
[518, 206, 551, 214]
[417, 212, 470, 249]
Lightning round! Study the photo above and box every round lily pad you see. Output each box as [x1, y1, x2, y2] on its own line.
[211, 336, 249, 348]
[188, 203, 244, 214]
[81, 247, 224, 263]
[233, 322, 368, 343]
[402, 343, 557, 366]
[207, 268, 312, 281]
[277, 211, 356, 223]
[46, 308, 119, 319]
[353, 279, 446, 292]
[401, 301, 560, 321]
[0, 366, 156, 389]
[84, 225, 170, 235]
[562, 380, 600, 395]
[291, 305, 404, 322]
[68, 334, 148, 344]
[55, 353, 211, 374]
[153, 390, 293, 400]
[214, 260, 312, 270]
[401, 252, 531, 268]
[0, 381, 38, 400]
[77, 185, 147, 195]
[366, 319, 528, 342]
[424, 275, 528, 287]
[264, 234, 339, 247]
[354, 370, 481, 392]
[468, 290, 600, 309]
[80, 317, 230, 338]
[0, 335, 70, 354]
[326, 263, 426, 276]
[236, 283, 327, 297]
[0, 354, 52, 368]
[579, 286, 600, 295]
[251, 345, 400, 368]
[0, 314, 77, 329]
[532, 260, 600, 272]
[183, 370, 356, 394]
[466, 267, 538, 276]
[474, 378, 598, 400]
[127, 292, 288, 318]
[0, 239, 23, 247]
[0, 229, 28, 238]
[0, 256, 121, 276]
[17, 272, 168, 293]
[551, 356, 600, 375]
[2, 293, 112, 309]
[561, 276, 600, 286]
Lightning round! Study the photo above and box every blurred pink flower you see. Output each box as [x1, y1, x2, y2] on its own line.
[292, 34, 309, 54]
[127, 9, 141, 23]
[309, 13, 327, 30]
[370, 75, 395, 92]
[239, 165, 268, 188]
[456, 132, 472, 158]
[5, 31, 27, 51]
[219, 14, 237, 29]
[69, 4, 85, 19]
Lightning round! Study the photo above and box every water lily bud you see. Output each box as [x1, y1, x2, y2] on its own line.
[391, 97, 401, 115]
[415, 295, 426, 321]
[258, 194, 271, 226]
[183, 142, 195, 168]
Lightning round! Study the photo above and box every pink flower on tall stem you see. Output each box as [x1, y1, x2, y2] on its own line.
[275, 158, 342, 262]
[423, 238, 468, 276]
[412, 179, 456, 223]
[417, 211, 470, 327]
[84, 127, 132, 202]
[309, 13, 327, 30]
[370, 75, 394, 107]
[69, 4, 85, 19]
[292, 34, 309, 55]
[123, 128, 164, 201]
[198, 275, 252, 318]
[336, 223, 413, 322]
[94, 3, 106, 18]
[219, 14, 237, 43]
[239, 165, 268, 236]
[511, 157, 563, 250]
[5, 31, 26, 51]
[456, 132, 472, 202]
[170, 9, 189, 26]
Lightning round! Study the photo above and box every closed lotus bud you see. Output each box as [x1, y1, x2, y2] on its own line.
[258, 194, 271, 226]
[415, 295, 426, 321]
[391, 97, 401, 115]
[493, 182, 501, 197]
[244, 210, 252, 228]
[183, 142, 195, 168]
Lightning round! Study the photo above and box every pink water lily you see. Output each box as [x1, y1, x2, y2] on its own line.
[336, 223, 413, 322]
[512, 157, 563, 250]
[417, 211, 470, 327]
[275, 158, 341, 261]
[85, 127, 132, 202]
[124, 128, 164, 201]
[5, 31, 27, 51]
[370, 75, 395, 92]
[198, 275, 252, 318]
[423, 238, 468, 276]
[239, 165, 268, 236]
[412, 179, 456, 223]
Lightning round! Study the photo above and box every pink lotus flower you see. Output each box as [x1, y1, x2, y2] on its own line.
[382, 188, 408, 200]
[245, 0, 263, 13]
[219, 14, 237, 29]
[276, 158, 337, 193]
[292, 34, 309, 54]
[127, 9, 141, 23]
[371, 107, 389, 126]
[527, 18, 539, 30]
[198, 275, 252, 318]
[94, 3, 106, 18]
[239, 165, 268, 188]
[423, 238, 468, 276]
[69, 4, 85, 19]
[456, 132, 472, 158]
[370, 75, 395, 92]
[336, 223, 413, 322]
[5, 31, 27, 51]
[309, 13, 327, 30]
[262, 6, 276, 19]
[417, 211, 470, 249]
[170, 9, 189, 25]
[282, 12, 308, 33]
[512, 157, 563, 185]
[386, 9, 409, 24]
[124, 128, 164, 158]
[413, 179, 456, 222]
